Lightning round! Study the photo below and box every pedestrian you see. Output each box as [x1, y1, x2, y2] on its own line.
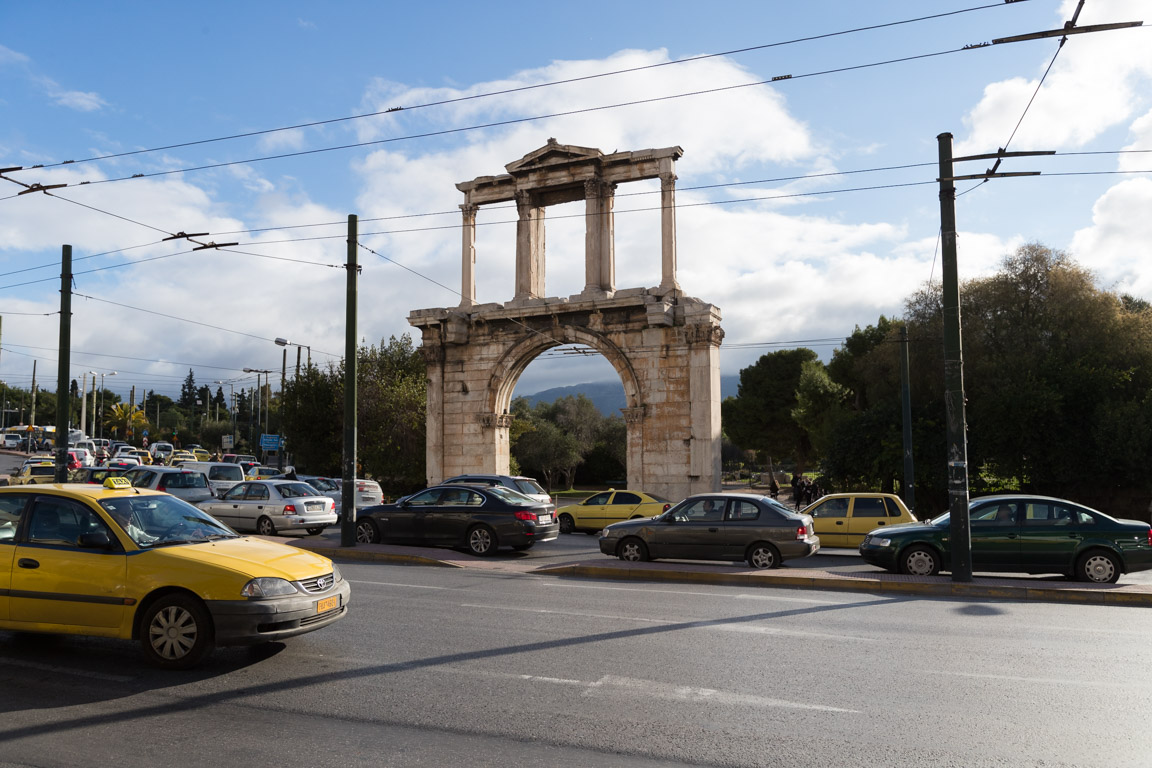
[769, 476, 780, 499]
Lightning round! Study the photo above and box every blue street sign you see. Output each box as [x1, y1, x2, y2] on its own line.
[259, 434, 282, 450]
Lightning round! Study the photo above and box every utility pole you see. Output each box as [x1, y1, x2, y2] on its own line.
[900, 325, 916, 515]
[341, 214, 359, 547]
[53, 246, 72, 482]
[278, 347, 286, 471]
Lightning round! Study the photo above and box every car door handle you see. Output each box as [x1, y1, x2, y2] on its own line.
[18, 558, 39, 569]
[876, 521, 886, 525]
[708, 527, 719, 533]
[835, 521, 844, 526]
[1007, 534, 1018, 539]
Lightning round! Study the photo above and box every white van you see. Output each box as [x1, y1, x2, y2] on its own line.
[182, 461, 245, 497]
[149, 441, 175, 463]
[2, 433, 23, 450]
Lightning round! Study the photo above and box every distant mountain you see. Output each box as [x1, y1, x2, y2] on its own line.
[519, 376, 740, 416]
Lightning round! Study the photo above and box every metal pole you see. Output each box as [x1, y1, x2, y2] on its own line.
[900, 325, 916, 515]
[341, 214, 358, 547]
[54, 245, 72, 482]
[278, 348, 286, 471]
[937, 132, 972, 582]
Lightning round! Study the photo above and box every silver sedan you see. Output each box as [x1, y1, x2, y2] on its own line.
[197, 480, 337, 536]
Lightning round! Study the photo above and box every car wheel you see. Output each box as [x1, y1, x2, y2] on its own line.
[355, 518, 379, 544]
[900, 545, 941, 576]
[558, 513, 574, 534]
[1077, 549, 1120, 584]
[140, 593, 214, 670]
[305, 526, 326, 536]
[256, 516, 277, 536]
[746, 542, 780, 569]
[467, 525, 497, 556]
[617, 537, 648, 562]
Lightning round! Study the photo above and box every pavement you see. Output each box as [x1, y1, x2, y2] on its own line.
[284, 534, 1152, 607]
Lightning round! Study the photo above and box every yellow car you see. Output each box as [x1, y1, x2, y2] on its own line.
[169, 451, 197, 466]
[130, 449, 153, 465]
[246, 465, 281, 480]
[0, 478, 350, 668]
[190, 448, 211, 462]
[801, 492, 917, 547]
[558, 489, 673, 534]
[10, 462, 57, 485]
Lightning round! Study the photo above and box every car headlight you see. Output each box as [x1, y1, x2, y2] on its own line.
[331, 563, 343, 583]
[869, 537, 891, 547]
[241, 577, 299, 597]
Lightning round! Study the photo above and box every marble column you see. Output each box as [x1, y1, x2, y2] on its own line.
[658, 166, 680, 294]
[459, 202, 477, 307]
[515, 190, 545, 299]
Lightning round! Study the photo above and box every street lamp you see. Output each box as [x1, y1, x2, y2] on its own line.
[78, 370, 97, 440]
[275, 337, 311, 376]
[97, 371, 116, 439]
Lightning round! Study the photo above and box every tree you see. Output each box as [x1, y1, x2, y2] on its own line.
[179, 369, 198, 409]
[104, 403, 148, 441]
[722, 348, 818, 472]
[513, 419, 583, 491]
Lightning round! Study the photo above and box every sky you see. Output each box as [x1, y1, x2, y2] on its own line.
[1, 0, 1150, 412]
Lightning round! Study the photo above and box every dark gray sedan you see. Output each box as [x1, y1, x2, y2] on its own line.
[599, 493, 819, 569]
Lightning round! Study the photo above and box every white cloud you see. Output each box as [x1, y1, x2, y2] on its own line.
[1068, 177, 1152, 297]
[956, 0, 1152, 154]
[0, 44, 30, 65]
[51, 89, 107, 112]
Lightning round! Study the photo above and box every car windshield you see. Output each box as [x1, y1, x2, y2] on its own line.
[307, 477, 338, 492]
[278, 482, 320, 498]
[100, 495, 238, 547]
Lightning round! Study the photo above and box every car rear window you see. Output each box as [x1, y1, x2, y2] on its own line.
[162, 472, 208, 489]
[487, 486, 536, 504]
[209, 466, 244, 481]
[514, 479, 546, 495]
[278, 483, 320, 498]
[31, 465, 55, 476]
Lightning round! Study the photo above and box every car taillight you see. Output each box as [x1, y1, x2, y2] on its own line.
[514, 510, 538, 522]
[1148, 528, 1152, 547]
[663, 503, 671, 512]
[796, 525, 808, 540]
[283, 504, 296, 515]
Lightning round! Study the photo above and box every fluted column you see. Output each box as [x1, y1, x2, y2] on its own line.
[658, 166, 680, 295]
[515, 190, 545, 299]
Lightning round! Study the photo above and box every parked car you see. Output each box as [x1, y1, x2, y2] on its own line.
[802, 492, 917, 548]
[859, 494, 1152, 584]
[599, 493, 820, 569]
[122, 466, 215, 505]
[355, 484, 559, 556]
[332, 477, 384, 509]
[442, 474, 552, 510]
[0, 479, 349, 669]
[182, 461, 245, 498]
[196, 480, 338, 536]
[271, 474, 341, 512]
[559, 489, 673, 534]
[2, 433, 23, 450]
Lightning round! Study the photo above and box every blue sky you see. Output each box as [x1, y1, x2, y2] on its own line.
[1, 1, 1149, 408]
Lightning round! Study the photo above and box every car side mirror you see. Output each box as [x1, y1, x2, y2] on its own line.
[78, 531, 114, 550]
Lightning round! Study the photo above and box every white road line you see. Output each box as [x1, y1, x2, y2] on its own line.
[542, 581, 844, 604]
[439, 668, 857, 713]
[349, 580, 452, 589]
[0, 658, 134, 682]
[456, 602, 877, 641]
[923, 669, 1139, 688]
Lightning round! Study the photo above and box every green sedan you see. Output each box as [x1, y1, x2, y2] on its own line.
[859, 494, 1152, 584]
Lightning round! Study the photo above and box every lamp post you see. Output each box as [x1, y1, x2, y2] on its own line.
[275, 337, 310, 376]
[97, 371, 116, 440]
[78, 370, 97, 440]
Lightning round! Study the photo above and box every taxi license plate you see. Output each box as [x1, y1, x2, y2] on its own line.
[538, 514, 552, 525]
[316, 596, 339, 614]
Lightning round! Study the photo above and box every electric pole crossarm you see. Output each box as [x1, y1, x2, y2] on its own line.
[953, 150, 1055, 163]
[993, 21, 1142, 46]
[941, 171, 1041, 182]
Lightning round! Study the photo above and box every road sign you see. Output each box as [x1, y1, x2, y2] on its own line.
[143, 429, 149, 436]
[259, 434, 282, 450]
[221, 434, 234, 449]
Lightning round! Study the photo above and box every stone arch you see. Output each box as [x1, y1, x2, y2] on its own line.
[408, 141, 723, 500]
[486, 324, 642, 417]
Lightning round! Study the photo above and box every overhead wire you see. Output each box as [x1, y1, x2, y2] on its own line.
[15, 1, 1029, 174]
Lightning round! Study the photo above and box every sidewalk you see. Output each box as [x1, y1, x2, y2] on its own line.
[284, 536, 1152, 607]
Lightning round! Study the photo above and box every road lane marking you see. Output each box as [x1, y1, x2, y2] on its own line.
[542, 582, 845, 604]
[440, 668, 858, 713]
[923, 669, 1140, 688]
[457, 602, 877, 641]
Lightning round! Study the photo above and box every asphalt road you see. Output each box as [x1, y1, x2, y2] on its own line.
[2, 562, 1150, 767]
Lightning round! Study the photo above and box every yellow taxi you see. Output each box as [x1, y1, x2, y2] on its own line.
[10, 462, 57, 485]
[169, 451, 197, 466]
[130, 449, 153, 465]
[801, 492, 918, 547]
[245, 465, 281, 480]
[190, 448, 211, 462]
[558, 489, 674, 534]
[0, 478, 350, 668]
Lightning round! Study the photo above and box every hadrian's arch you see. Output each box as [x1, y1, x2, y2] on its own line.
[408, 140, 724, 500]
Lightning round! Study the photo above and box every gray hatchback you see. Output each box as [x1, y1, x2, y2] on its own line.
[121, 466, 215, 505]
[599, 493, 819, 569]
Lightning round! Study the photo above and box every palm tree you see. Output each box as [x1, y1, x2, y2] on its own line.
[105, 403, 148, 441]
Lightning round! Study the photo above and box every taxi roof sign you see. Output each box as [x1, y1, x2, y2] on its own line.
[103, 476, 133, 490]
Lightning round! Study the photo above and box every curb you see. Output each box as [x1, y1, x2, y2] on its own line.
[291, 541, 1152, 607]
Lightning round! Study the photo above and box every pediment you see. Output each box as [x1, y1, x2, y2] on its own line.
[505, 138, 604, 174]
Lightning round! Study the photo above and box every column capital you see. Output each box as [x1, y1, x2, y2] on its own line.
[621, 405, 646, 424]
